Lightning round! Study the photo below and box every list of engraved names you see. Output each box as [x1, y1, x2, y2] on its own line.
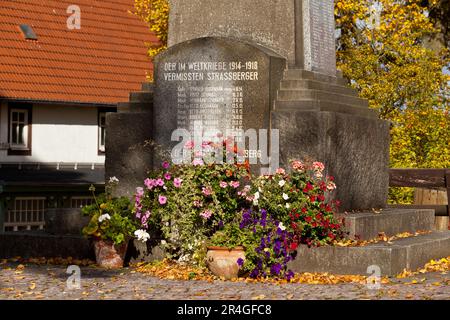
[163, 61, 259, 136]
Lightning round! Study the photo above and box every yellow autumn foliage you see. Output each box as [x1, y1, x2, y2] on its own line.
[336, 0, 450, 203]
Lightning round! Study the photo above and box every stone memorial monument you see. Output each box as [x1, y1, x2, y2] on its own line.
[106, 0, 450, 274]
[107, 0, 390, 211]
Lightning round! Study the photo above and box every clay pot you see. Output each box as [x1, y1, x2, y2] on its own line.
[93, 239, 129, 269]
[206, 246, 245, 280]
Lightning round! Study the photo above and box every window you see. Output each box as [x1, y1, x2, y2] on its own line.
[8, 103, 32, 155]
[98, 112, 106, 153]
[10, 109, 28, 147]
[4, 197, 46, 232]
[70, 196, 94, 209]
[19, 24, 38, 40]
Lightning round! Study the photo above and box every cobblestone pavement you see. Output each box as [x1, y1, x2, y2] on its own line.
[0, 262, 448, 300]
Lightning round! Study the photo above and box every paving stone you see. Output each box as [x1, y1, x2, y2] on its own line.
[0, 263, 448, 300]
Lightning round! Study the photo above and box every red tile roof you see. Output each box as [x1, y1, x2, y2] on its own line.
[0, 0, 156, 105]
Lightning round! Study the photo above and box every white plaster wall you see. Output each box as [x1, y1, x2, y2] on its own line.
[0, 102, 105, 164]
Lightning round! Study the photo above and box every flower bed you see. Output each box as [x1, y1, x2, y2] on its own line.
[131, 140, 347, 280]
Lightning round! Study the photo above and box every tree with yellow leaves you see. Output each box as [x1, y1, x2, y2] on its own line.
[336, 0, 449, 202]
[132, 0, 169, 60]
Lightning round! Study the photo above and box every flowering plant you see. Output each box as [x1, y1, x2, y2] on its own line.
[210, 209, 297, 280]
[246, 161, 344, 247]
[135, 140, 250, 264]
[82, 180, 139, 245]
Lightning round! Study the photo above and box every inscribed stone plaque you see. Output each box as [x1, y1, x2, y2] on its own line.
[302, 0, 336, 75]
[153, 37, 286, 169]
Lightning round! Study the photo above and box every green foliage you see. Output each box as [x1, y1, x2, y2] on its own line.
[135, 151, 249, 264]
[82, 190, 138, 245]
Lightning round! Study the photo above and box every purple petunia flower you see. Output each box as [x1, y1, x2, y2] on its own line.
[237, 258, 244, 267]
[270, 263, 282, 276]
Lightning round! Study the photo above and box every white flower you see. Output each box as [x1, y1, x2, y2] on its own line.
[134, 229, 150, 243]
[282, 193, 289, 201]
[278, 222, 286, 231]
[253, 199, 259, 206]
[286, 203, 291, 209]
[254, 192, 260, 200]
[278, 180, 286, 187]
[161, 240, 167, 245]
[109, 176, 119, 184]
[98, 214, 111, 223]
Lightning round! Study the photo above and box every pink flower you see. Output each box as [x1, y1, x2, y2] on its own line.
[292, 160, 305, 171]
[135, 187, 144, 197]
[229, 181, 240, 189]
[144, 178, 155, 190]
[313, 162, 325, 172]
[202, 187, 213, 196]
[141, 211, 151, 227]
[185, 140, 195, 149]
[202, 141, 212, 148]
[200, 210, 213, 220]
[164, 173, 172, 180]
[156, 178, 165, 187]
[220, 181, 228, 189]
[327, 181, 336, 191]
[174, 178, 182, 188]
[192, 158, 204, 166]
[162, 161, 170, 169]
[276, 168, 286, 175]
[158, 195, 167, 205]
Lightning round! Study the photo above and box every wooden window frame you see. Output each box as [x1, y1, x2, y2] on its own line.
[98, 108, 115, 155]
[7, 103, 32, 156]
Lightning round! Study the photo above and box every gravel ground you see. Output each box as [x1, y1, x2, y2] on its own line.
[0, 262, 448, 300]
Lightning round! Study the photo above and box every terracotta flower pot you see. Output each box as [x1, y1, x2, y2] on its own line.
[206, 246, 245, 280]
[93, 239, 128, 269]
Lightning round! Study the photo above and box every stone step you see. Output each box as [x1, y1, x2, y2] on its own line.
[277, 89, 369, 108]
[117, 102, 152, 114]
[274, 100, 378, 119]
[129, 91, 153, 103]
[289, 231, 450, 276]
[340, 209, 436, 240]
[280, 79, 359, 97]
[284, 69, 349, 86]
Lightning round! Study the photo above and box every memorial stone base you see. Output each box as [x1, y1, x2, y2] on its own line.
[272, 68, 390, 211]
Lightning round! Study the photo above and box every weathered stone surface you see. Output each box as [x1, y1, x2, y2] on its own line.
[289, 231, 450, 276]
[153, 37, 286, 172]
[126, 240, 165, 264]
[168, 0, 337, 76]
[168, 0, 297, 65]
[45, 208, 89, 235]
[300, 0, 336, 75]
[272, 110, 390, 211]
[105, 112, 154, 198]
[0, 233, 94, 259]
[340, 209, 436, 240]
